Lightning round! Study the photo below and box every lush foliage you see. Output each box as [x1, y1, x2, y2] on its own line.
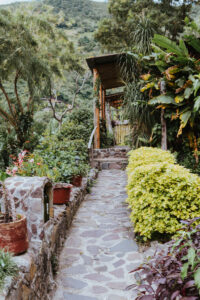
[128, 219, 200, 299]
[44, 0, 107, 54]
[0, 250, 18, 290]
[126, 147, 200, 240]
[127, 146, 175, 173]
[95, 0, 198, 52]
[6, 150, 55, 179]
[35, 130, 89, 182]
[7, 133, 89, 183]
[138, 20, 200, 163]
[0, 6, 80, 149]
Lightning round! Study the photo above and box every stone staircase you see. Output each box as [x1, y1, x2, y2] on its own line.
[92, 147, 130, 170]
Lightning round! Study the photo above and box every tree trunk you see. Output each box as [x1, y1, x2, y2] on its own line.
[161, 108, 167, 150]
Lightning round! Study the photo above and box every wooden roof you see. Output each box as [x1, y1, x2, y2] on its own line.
[86, 53, 126, 90]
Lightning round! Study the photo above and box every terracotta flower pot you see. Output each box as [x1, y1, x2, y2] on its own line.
[0, 214, 28, 255]
[53, 183, 72, 205]
[71, 175, 82, 187]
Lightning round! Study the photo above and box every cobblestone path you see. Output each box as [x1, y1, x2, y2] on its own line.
[53, 170, 143, 300]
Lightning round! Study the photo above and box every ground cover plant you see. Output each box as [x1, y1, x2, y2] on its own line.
[128, 218, 200, 299]
[0, 250, 18, 290]
[126, 147, 200, 240]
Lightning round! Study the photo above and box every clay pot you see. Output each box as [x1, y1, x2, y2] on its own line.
[53, 183, 72, 205]
[71, 175, 82, 187]
[0, 215, 28, 255]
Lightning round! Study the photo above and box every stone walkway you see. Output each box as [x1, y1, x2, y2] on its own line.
[52, 170, 143, 300]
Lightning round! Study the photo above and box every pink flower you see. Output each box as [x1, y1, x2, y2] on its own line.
[37, 163, 41, 166]
[29, 159, 34, 163]
[6, 168, 11, 175]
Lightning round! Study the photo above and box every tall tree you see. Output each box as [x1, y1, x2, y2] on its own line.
[0, 5, 81, 148]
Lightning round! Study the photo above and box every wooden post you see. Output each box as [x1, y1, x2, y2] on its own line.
[93, 69, 100, 149]
[100, 84, 103, 119]
[102, 89, 106, 120]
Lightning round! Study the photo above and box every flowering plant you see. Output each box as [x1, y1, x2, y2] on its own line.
[6, 150, 27, 176]
[6, 151, 60, 181]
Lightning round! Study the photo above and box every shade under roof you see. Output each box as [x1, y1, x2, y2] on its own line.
[86, 53, 126, 90]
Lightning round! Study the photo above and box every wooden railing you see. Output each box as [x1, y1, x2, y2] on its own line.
[88, 126, 97, 167]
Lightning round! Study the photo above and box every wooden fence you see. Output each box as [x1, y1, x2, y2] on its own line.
[114, 123, 131, 145]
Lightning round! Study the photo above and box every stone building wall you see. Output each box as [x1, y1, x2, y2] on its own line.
[0, 169, 98, 300]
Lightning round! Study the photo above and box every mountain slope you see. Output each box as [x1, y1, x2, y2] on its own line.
[44, 0, 108, 55]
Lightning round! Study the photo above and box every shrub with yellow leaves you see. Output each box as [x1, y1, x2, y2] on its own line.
[127, 147, 176, 175]
[126, 147, 200, 240]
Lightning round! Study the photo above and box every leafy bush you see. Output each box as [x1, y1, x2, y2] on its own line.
[35, 132, 89, 182]
[127, 147, 176, 175]
[58, 121, 90, 143]
[0, 250, 18, 290]
[67, 108, 93, 135]
[126, 147, 200, 240]
[128, 218, 200, 299]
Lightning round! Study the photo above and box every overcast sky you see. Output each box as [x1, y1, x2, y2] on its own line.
[0, 0, 107, 4]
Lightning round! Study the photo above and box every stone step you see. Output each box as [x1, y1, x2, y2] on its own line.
[93, 158, 128, 170]
[93, 147, 130, 161]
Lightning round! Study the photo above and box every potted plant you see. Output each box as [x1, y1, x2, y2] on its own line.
[6, 150, 74, 205]
[53, 183, 73, 205]
[0, 180, 28, 255]
[70, 157, 89, 188]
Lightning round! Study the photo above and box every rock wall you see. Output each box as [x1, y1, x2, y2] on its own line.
[0, 169, 98, 300]
[0, 177, 53, 241]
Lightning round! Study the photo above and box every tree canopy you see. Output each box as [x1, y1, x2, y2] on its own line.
[95, 0, 199, 52]
[0, 5, 81, 147]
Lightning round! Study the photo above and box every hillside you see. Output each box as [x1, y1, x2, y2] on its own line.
[44, 0, 108, 55]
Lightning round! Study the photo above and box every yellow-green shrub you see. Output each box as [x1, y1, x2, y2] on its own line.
[127, 147, 175, 176]
[126, 148, 200, 240]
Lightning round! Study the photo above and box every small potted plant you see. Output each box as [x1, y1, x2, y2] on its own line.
[6, 150, 73, 205]
[0, 181, 29, 255]
[70, 156, 89, 188]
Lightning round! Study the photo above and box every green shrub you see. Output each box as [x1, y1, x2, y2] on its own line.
[0, 250, 18, 290]
[126, 147, 200, 240]
[127, 146, 176, 175]
[58, 121, 90, 143]
[35, 132, 89, 182]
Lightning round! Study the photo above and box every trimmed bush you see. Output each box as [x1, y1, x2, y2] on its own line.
[126, 147, 200, 240]
[127, 147, 176, 175]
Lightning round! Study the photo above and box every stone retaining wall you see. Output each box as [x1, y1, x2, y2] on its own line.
[0, 169, 98, 300]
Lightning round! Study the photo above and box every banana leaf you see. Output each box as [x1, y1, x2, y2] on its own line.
[153, 34, 188, 57]
[148, 95, 176, 105]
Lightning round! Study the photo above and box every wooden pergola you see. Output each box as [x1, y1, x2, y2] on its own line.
[86, 53, 126, 149]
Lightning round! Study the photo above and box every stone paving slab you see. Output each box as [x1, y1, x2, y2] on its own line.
[52, 170, 142, 300]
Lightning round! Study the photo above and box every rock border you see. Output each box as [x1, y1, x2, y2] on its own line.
[0, 169, 98, 300]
